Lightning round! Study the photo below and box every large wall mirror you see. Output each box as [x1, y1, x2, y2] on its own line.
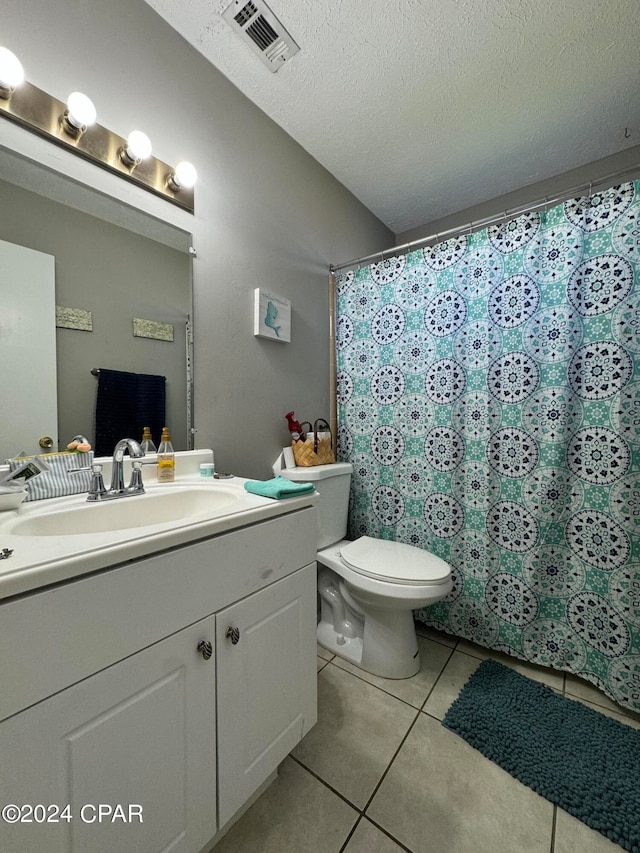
[0, 146, 193, 461]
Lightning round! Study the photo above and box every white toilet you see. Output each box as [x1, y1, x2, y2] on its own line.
[281, 462, 452, 679]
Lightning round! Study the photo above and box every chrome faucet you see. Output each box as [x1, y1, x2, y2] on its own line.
[70, 437, 146, 501]
[110, 438, 145, 494]
[70, 434, 91, 445]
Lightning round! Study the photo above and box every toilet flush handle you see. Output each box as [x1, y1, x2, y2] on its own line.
[225, 626, 240, 645]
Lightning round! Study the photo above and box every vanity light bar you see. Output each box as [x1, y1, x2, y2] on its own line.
[0, 59, 195, 213]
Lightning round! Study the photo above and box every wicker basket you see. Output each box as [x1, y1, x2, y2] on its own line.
[291, 419, 335, 466]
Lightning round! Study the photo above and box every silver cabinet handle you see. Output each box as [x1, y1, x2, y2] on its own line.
[197, 639, 213, 660]
[225, 626, 240, 645]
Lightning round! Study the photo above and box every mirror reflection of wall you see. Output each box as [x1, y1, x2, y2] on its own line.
[0, 176, 192, 452]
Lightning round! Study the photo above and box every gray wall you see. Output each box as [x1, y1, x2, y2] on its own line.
[0, 178, 191, 450]
[1, 0, 393, 478]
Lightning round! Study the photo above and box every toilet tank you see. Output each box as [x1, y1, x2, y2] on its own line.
[281, 462, 352, 549]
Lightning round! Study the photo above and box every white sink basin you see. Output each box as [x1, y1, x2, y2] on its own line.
[4, 485, 243, 537]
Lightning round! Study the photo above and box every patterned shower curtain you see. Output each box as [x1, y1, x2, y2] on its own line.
[335, 180, 640, 712]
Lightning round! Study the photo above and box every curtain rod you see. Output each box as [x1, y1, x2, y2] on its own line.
[330, 164, 640, 274]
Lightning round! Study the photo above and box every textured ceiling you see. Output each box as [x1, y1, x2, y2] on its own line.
[144, 0, 639, 234]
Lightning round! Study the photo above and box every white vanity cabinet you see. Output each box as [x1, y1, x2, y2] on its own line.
[0, 615, 218, 853]
[0, 505, 318, 853]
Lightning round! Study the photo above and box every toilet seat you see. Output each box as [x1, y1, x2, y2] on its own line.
[339, 536, 450, 586]
[317, 540, 453, 608]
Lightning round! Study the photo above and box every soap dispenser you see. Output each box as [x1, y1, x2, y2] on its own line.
[157, 427, 175, 482]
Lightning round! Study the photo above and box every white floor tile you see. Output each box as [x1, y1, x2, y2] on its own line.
[455, 640, 564, 690]
[554, 808, 626, 853]
[292, 663, 417, 809]
[318, 644, 335, 662]
[213, 757, 357, 853]
[367, 714, 554, 853]
[422, 650, 483, 720]
[564, 673, 640, 724]
[213, 632, 639, 853]
[330, 635, 453, 709]
[343, 817, 408, 852]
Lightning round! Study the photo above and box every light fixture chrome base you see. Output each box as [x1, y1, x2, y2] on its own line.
[60, 110, 85, 139]
[0, 80, 194, 213]
[166, 173, 181, 192]
[119, 146, 140, 169]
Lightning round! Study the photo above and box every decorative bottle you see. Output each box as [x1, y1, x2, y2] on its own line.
[140, 426, 157, 454]
[157, 426, 175, 482]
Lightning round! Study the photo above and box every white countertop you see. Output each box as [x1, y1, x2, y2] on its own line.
[0, 467, 317, 601]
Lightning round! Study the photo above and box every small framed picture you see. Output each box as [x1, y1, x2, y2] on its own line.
[253, 288, 291, 343]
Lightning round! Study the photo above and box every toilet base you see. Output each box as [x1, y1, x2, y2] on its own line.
[317, 621, 364, 667]
[317, 606, 421, 680]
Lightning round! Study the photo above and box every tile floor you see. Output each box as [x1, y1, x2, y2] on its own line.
[213, 623, 640, 853]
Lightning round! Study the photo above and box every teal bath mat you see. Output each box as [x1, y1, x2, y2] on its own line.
[443, 659, 640, 852]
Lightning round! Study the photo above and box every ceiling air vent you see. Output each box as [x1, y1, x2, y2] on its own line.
[222, 0, 300, 72]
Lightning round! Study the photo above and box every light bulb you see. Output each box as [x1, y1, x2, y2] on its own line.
[65, 92, 97, 130]
[173, 160, 197, 190]
[125, 130, 152, 162]
[0, 47, 24, 96]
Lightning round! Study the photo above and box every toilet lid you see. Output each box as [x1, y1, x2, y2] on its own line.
[340, 536, 450, 585]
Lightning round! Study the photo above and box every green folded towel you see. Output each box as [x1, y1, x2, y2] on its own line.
[244, 476, 315, 500]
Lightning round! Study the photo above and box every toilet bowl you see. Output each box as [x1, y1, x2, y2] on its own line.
[317, 536, 451, 678]
[281, 463, 452, 679]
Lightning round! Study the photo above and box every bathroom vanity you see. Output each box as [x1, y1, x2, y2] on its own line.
[0, 459, 318, 853]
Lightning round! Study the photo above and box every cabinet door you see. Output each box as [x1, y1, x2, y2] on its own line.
[216, 563, 318, 827]
[0, 616, 217, 853]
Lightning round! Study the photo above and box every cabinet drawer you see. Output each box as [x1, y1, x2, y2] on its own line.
[0, 507, 316, 721]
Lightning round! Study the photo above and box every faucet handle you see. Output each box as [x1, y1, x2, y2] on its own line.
[69, 461, 101, 474]
[87, 463, 107, 500]
[128, 460, 145, 494]
[70, 462, 106, 500]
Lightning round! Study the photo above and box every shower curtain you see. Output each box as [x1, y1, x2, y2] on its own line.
[335, 180, 640, 712]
